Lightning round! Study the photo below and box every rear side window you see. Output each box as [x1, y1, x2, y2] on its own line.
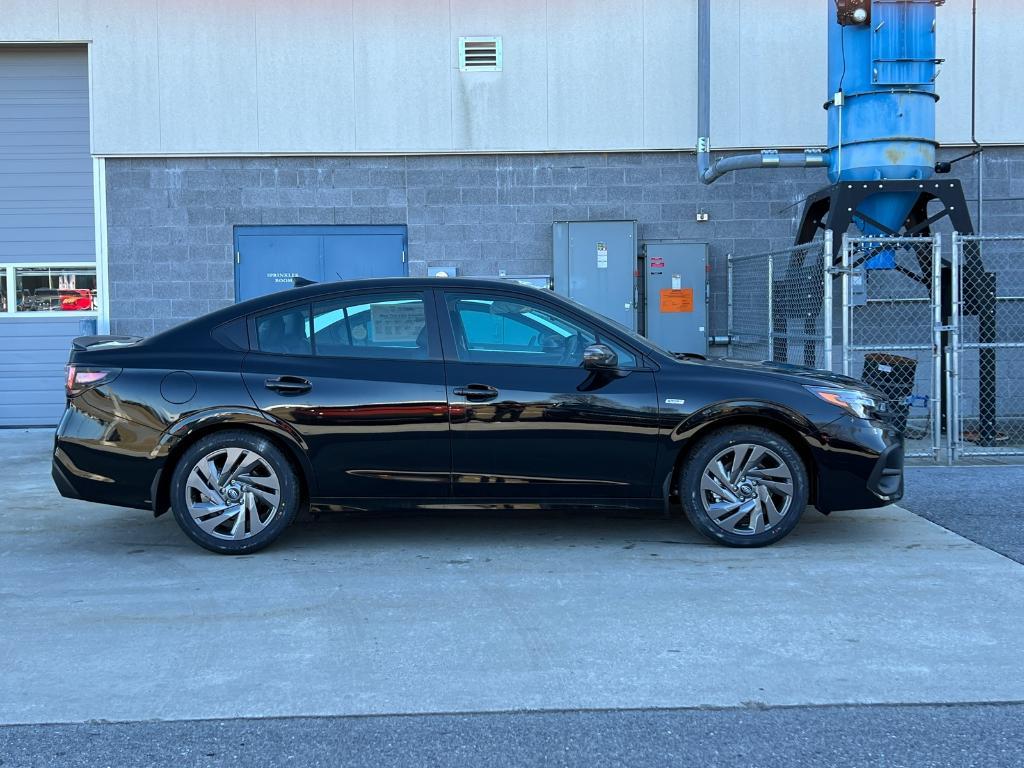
[256, 305, 312, 356]
[312, 293, 429, 360]
[211, 317, 249, 350]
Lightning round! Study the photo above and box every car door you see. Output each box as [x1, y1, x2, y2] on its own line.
[437, 288, 661, 500]
[242, 289, 450, 501]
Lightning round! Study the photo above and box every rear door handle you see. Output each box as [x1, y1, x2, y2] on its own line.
[453, 383, 499, 401]
[264, 375, 312, 395]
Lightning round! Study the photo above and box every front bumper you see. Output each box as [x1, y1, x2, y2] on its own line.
[813, 415, 904, 513]
[52, 399, 166, 512]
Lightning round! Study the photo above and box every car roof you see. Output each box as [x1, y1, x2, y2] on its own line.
[235, 276, 542, 313]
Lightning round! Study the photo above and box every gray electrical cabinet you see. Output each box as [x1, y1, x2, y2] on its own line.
[643, 241, 708, 354]
[553, 220, 637, 330]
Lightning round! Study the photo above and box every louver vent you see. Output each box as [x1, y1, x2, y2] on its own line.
[459, 37, 502, 71]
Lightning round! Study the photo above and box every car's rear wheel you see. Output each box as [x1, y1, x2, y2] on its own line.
[679, 426, 808, 547]
[169, 430, 300, 554]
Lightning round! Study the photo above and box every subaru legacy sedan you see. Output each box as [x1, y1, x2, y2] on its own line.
[53, 277, 903, 554]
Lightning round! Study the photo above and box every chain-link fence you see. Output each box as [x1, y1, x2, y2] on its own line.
[951, 234, 1024, 459]
[728, 233, 833, 371]
[841, 235, 941, 460]
[725, 232, 1024, 463]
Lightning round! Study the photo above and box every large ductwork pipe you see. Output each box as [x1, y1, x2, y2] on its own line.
[700, 148, 829, 185]
[696, 0, 828, 184]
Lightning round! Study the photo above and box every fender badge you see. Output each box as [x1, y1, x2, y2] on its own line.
[665, 398, 686, 405]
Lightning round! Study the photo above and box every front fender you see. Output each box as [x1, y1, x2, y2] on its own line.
[669, 399, 820, 444]
[656, 399, 825, 507]
[150, 407, 318, 515]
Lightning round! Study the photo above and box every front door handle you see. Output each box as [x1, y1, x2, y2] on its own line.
[453, 383, 499, 401]
[264, 375, 312, 395]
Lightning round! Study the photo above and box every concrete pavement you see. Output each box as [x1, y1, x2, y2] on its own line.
[2, 428, 1023, 727]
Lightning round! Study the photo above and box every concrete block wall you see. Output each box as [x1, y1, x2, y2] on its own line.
[104, 147, 1023, 338]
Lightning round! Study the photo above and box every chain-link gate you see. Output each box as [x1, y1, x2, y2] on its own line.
[950, 234, 1024, 460]
[728, 232, 833, 371]
[841, 235, 942, 460]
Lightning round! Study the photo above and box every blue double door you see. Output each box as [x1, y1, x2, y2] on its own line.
[234, 225, 407, 302]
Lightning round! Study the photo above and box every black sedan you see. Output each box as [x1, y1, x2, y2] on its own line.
[53, 277, 903, 554]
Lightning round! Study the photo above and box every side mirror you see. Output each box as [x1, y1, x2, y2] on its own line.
[582, 343, 618, 369]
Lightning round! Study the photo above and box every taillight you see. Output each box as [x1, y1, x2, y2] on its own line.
[65, 365, 121, 398]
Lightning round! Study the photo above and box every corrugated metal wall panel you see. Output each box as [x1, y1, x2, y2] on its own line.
[0, 45, 93, 265]
[0, 46, 94, 427]
[0, 318, 85, 427]
[4, 1, 1024, 153]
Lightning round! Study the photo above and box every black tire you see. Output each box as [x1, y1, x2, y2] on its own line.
[169, 430, 300, 554]
[679, 425, 808, 547]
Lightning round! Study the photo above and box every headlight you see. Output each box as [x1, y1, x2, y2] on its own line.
[805, 386, 881, 419]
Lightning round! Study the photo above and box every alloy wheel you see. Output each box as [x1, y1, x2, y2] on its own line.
[184, 447, 282, 541]
[699, 443, 795, 536]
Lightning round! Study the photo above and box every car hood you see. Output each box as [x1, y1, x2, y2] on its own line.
[673, 354, 875, 393]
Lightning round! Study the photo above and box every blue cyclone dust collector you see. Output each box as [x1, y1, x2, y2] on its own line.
[697, 0, 997, 442]
[697, 0, 973, 251]
[827, 0, 940, 267]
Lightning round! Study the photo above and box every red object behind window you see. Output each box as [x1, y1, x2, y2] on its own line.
[60, 290, 93, 311]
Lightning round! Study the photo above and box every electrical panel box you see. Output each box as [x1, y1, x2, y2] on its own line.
[643, 241, 708, 354]
[553, 220, 637, 331]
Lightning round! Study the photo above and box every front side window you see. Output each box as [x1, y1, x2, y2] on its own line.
[312, 293, 429, 359]
[14, 266, 97, 313]
[256, 305, 312, 356]
[446, 294, 637, 368]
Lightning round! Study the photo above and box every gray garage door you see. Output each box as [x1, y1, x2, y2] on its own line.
[0, 45, 95, 427]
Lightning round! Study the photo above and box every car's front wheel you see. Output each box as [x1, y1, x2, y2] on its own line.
[679, 426, 808, 547]
[169, 430, 300, 554]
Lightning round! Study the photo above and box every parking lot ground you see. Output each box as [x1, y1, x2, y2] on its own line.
[2, 427, 1023, 732]
[902, 463, 1024, 564]
[3, 703, 1023, 768]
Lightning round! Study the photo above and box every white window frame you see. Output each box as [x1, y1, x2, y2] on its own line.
[0, 262, 100, 319]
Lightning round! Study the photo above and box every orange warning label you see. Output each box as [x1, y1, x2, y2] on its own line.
[660, 288, 694, 313]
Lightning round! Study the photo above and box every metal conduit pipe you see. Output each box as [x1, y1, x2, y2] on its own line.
[696, 0, 712, 180]
[696, 0, 828, 185]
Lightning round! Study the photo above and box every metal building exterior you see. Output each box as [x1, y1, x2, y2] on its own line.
[1, 0, 1022, 425]
[0, 45, 96, 425]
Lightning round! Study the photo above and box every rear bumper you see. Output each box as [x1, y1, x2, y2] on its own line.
[813, 415, 904, 513]
[52, 400, 166, 512]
